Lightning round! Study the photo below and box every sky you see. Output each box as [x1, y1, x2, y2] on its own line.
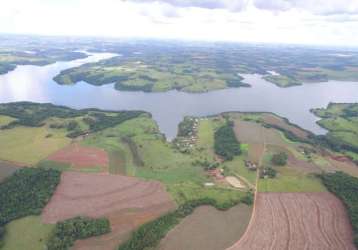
[1, 0, 358, 46]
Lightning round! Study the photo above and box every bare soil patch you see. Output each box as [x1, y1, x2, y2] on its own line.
[327, 157, 358, 177]
[227, 192, 355, 250]
[42, 172, 176, 250]
[159, 204, 252, 250]
[234, 119, 287, 147]
[47, 144, 109, 171]
[262, 114, 310, 140]
[248, 143, 265, 164]
[225, 176, 246, 189]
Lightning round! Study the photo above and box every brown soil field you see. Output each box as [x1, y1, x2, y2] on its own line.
[234, 120, 264, 144]
[262, 114, 310, 140]
[42, 172, 176, 250]
[227, 192, 355, 250]
[47, 144, 109, 170]
[248, 143, 265, 164]
[234, 120, 287, 147]
[268, 145, 321, 173]
[327, 157, 358, 177]
[159, 204, 252, 250]
[0, 160, 22, 182]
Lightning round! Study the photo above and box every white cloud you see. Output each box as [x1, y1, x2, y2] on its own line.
[0, 0, 357, 46]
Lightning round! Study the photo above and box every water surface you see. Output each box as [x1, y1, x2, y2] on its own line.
[1, 53, 358, 140]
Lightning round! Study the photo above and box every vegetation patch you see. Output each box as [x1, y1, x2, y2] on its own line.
[0, 168, 61, 246]
[320, 171, 358, 247]
[0, 102, 144, 138]
[214, 122, 241, 161]
[47, 216, 110, 250]
[312, 103, 358, 162]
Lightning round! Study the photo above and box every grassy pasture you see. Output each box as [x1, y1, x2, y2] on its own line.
[258, 167, 326, 192]
[0, 125, 70, 165]
[0, 115, 16, 127]
[2, 216, 54, 250]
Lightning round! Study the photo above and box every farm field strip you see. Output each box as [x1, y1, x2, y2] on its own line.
[227, 192, 355, 250]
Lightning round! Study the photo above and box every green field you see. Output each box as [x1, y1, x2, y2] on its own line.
[0, 125, 70, 165]
[3, 216, 54, 250]
[312, 103, 358, 160]
[258, 167, 326, 192]
[0, 116, 16, 127]
[263, 75, 301, 87]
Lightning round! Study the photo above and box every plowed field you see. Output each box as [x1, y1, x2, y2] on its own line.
[42, 172, 176, 250]
[227, 192, 355, 250]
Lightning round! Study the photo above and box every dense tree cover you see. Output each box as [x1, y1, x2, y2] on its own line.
[0, 102, 144, 138]
[0, 168, 61, 246]
[118, 195, 253, 250]
[320, 172, 358, 246]
[271, 152, 288, 166]
[214, 123, 241, 161]
[47, 216, 111, 250]
[177, 117, 195, 137]
[266, 167, 277, 178]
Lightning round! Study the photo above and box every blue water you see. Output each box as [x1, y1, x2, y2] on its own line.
[1, 53, 358, 140]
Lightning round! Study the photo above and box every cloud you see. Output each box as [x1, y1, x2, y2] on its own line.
[130, 0, 250, 12]
[130, 0, 358, 16]
[252, 0, 358, 15]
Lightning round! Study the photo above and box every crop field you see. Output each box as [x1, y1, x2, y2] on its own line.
[2, 216, 54, 250]
[159, 204, 252, 250]
[42, 172, 176, 250]
[47, 143, 109, 171]
[227, 192, 355, 250]
[0, 125, 70, 165]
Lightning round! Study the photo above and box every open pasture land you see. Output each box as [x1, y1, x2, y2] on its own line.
[227, 192, 355, 250]
[47, 143, 109, 171]
[0, 125, 70, 165]
[159, 204, 252, 250]
[42, 171, 176, 250]
[2, 216, 54, 250]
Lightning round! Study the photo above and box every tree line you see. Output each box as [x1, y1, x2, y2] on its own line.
[320, 172, 358, 247]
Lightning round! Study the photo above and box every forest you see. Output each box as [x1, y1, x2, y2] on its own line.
[214, 122, 241, 161]
[47, 216, 111, 250]
[0, 168, 61, 246]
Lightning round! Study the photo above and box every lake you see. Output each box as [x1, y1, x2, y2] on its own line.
[1, 53, 358, 140]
